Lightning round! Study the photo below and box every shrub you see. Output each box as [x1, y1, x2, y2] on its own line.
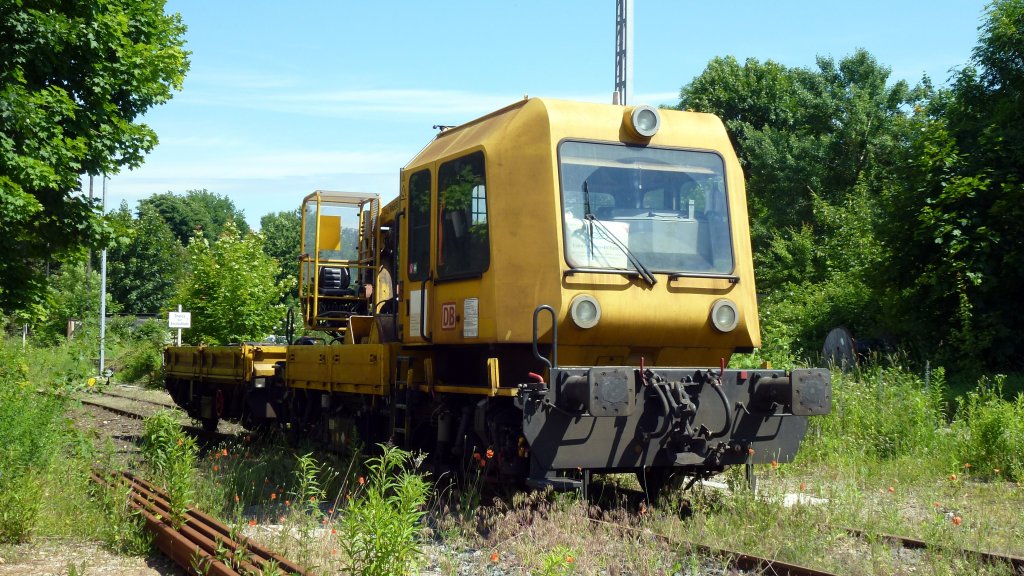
[339, 444, 430, 576]
[176, 224, 285, 344]
[951, 375, 1024, 481]
[115, 319, 169, 387]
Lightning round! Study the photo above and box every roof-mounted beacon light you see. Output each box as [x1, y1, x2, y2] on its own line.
[624, 104, 660, 139]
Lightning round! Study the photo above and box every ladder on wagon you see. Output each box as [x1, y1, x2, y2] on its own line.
[390, 356, 416, 445]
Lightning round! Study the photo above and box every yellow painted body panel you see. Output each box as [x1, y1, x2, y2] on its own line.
[164, 344, 286, 383]
[400, 98, 759, 366]
[285, 343, 391, 395]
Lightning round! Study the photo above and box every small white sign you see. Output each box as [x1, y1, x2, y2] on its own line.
[409, 290, 425, 338]
[463, 298, 479, 338]
[168, 311, 192, 329]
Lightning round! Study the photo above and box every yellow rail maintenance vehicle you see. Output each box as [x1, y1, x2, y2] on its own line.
[165, 97, 831, 494]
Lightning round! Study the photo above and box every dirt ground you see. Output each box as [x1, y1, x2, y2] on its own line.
[0, 539, 184, 576]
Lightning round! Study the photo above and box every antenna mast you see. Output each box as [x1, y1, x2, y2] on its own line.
[613, 0, 633, 105]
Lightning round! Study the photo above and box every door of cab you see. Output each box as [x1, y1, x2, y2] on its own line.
[401, 150, 490, 344]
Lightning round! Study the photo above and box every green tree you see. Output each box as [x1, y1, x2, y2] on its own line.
[678, 50, 922, 360]
[34, 262, 119, 344]
[260, 209, 301, 299]
[141, 189, 250, 245]
[881, 0, 1024, 368]
[107, 201, 185, 314]
[0, 0, 189, 316]
[176, 222, 284, 344]
[679, 51, 916, 268]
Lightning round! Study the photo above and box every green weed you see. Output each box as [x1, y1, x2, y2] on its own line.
[140, 409, 198, 527]
[539, 545, 579, 575]
[338, 444, 430, 576]
[289, 452, 333, 569]
[93, 483, 152, 555]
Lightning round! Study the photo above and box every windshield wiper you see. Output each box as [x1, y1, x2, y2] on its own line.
[580, 180, 656, 286]
[585, 213, 657, 286]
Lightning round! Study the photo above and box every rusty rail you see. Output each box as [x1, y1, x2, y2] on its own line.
[100, 387, 177, 409]
[80, 396, 149, 420]
[677, 540, 839, 576]
[584, 516, 839, 576]
[842, 526, 1024, 573]
[91, 470, 311, 576]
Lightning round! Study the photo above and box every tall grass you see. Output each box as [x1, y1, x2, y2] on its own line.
[799, 361, 1024, 483]
[0, 341, 72, 542]
[140, 409, 199, 526]
[803, 363, 951, 465]
[13, 315, 170, 391]
[951, 375, 1024, 481]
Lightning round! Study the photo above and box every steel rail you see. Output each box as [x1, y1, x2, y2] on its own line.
[91, 470, 312, 576]
[841, 526, 1024, 573]
[585, 516, 840, 576]
[123, 472, 307, 574]
[99, 387, 177, 409]
[79, 396, 148, 420]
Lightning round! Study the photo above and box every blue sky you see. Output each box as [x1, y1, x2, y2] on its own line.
[105, 0, 990, 228]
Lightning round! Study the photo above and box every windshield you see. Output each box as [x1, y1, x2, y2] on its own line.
[559, 141, 734, 275]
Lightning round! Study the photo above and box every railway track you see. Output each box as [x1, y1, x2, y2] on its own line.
[841, 526, 1024, 573]
[91, 470, 310, 576]
[74, 391, 1021, 574]
[587, 514, 1023, 575]
[100, 385, 178, 409]
[585, 515, 840, 576]
[79, 395, 151, 421]
[77, 389, 238, 442]
[583, 479, 1023, 575]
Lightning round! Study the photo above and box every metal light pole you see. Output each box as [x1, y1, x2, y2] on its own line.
[613, 0, 633, 105]
[87, 175, 93, 275]
[99, 175, 108, 378]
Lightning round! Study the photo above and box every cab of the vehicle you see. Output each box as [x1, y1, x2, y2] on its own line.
[397, 97, 759, 372]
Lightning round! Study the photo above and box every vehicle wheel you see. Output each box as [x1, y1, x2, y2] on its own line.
[636, 467, 685, 501]
[201, 417, 219, 432]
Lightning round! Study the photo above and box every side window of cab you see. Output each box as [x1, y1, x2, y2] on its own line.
[407, 169, 431, 281]
[437, 151, 488, 279]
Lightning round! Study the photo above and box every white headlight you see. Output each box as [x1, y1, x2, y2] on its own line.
[570, 294, 601, 329]
[710, 299, 739, 333]
[630, 105, 660, 138]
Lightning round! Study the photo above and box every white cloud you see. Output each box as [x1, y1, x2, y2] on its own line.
[124, 147, 410, 182]
[180, 85, 519, 120]
[178, 82, 681, 120]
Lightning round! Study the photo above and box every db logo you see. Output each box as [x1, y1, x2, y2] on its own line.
[441, 302, 457, 330]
